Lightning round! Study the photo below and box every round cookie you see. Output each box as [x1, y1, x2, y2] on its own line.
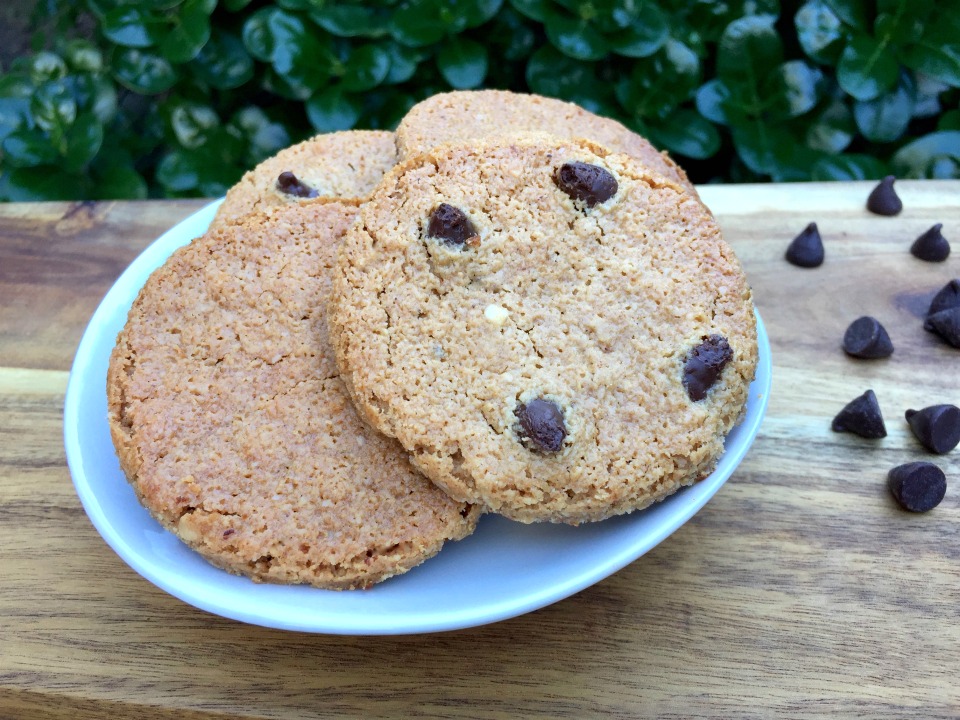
[108, 202, 480, 589]
[209, 130, 397, 230]
[328, 135, 757, 524]
[395, 90, 694, 194]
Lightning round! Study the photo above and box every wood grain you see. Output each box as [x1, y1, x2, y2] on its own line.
[1, 183, 958, 719]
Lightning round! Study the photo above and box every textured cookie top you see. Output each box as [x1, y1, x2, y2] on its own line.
[210, 130, 397, 230]
[395, 90, 693, 193]
[107, 203, 478, 589]
[328, 135, 757, 524]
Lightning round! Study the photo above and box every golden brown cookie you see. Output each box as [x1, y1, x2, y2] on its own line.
[209, 130, 397, 230]
[395, 90, 694, 193]
[328, 135, 757, 524]
[108, 203, 480, 589]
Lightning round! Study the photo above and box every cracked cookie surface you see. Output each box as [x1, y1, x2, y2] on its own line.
[328, 135, 757, 524]
[210, 130, 397, 231]
[107, 202, 479, 589]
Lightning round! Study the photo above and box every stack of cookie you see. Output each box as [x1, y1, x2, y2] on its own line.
[108, 90, 758, 590]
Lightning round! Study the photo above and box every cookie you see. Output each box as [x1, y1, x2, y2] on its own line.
[209, 130, 397, 230]
[328, 135, 758, 524]
[108, 202, 480, 589]
[395, 90, 695, 194]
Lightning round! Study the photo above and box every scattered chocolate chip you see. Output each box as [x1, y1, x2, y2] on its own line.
[888, 462, 946, 512]
[866, 175, 902, 216]
[831, 389, 886, 438]
[515, 398, 567, 453]
[905, 405, 960, 454]
[842, 316, 893, 359]
[910, 223, 950, 262]
[927, 279, 960, 317]
[426, 203, 479, 248]
[683, 335, 733, 401]
[924, 307, 960, 348]
[276, 171, 319, 198]
[553, 162, 618, 208]
[785, 222, 824, 268]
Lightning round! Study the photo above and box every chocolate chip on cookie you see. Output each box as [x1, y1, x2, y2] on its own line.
[515, 398, 567, 453]
[276, 171, 319, 198]
[554, 162, 618, 208]
[683, 335, 733, 401]
[427, 203, 480, 248]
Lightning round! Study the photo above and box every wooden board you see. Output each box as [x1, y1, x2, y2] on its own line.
[1, 182, 958, 719]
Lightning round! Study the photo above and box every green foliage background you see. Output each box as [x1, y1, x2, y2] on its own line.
[1, 0, 958, 200]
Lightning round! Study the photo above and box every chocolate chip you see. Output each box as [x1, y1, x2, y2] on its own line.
[831, 389, 886, 439]
[905, 405, 960, 454]
[276, 171, 319, 198]
[683, 335, 733, 401]
[924, 307, 960, 348]
[927, 279, 960, 317]
[785, 222, 824, 268]
[515, 398, 567, 453]
[842, 316, 893, 359]
[910, 223, 950, 262]
[553, 162, 618, 208]
[888, 462, 946, 512]
[426, 203, 479, 248]
[866, 175, 902, 216]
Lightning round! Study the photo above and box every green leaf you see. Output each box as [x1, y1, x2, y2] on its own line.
[509, 0, 551, 22]
[717, 15, 783, 85]
[158, 0, 212, 63]
[64, 39, 104, 73]
[805, 97, 855, 153]
[812, 153, 887, 180]
[30, 51, 68, 82]
[242, 8, 332, 96]
[306, 86, 361, 132]
[437, 38, 488, 89]
[769, 60, 822, 118]
[0, 167, 85, 201]
[731, 122, 801, 178]
[191, 29, 254, 90]
[795, 0, 844, 64]
[93, 163, 148, 199]
[156, 149, 199, 192]
[544, 13, 609, 61]
[526, 45, 595, 101]
[900, 42, 960, 88]
[390, 1, 448, 47]
[231, 107, 291, 164]
[853, 78, 913, 142]
[223, 0, 253, 10]
[62, 113, 104, 172]
[648, 109, 720, 159]
[616, 40, 700, 120]
[892, 131, 960, 178]
[112, 48, 179, 94]
[836, 35, 899, 101]
[169, 102, 220, 148]
[823, 0, 868, 31]
[342, 44, 391, 92]
[0, 97, 29, 143]
[101, 7, 165, 48]
[311, 5, 388, 38]
[461, 0, 504, 28]
[30, 80, 77, 133]
[383, 42, 424, 84]
[938, 109, 960, 131]
[2, 129, 59, 167]
[695, 78, 738, 125]
[609, 9, 669, 58]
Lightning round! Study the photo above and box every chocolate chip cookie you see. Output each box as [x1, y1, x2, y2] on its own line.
[395, 90, 694, 194]
[210, 130, 397, 230]
[108, 202, 479, 589]
[328, 135, 757, 524]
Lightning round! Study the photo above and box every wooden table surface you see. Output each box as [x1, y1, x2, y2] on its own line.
[2, 182, 959, 719]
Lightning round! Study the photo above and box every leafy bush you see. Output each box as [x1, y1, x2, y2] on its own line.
[1, 0, 957, 200]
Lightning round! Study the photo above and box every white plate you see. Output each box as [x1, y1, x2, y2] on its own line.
[64, 200, 772, 635]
